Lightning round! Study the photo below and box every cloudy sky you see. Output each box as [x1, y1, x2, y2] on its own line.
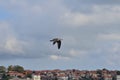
[0, 0, 120, 70]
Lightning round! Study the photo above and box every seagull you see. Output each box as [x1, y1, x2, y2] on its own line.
[50, 38, 62, 49]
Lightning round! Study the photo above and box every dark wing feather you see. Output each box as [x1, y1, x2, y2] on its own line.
[57, 41, 61, 49]
[53, 41, 56, 45]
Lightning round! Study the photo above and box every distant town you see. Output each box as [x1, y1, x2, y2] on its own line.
[0, 65, 120, 80]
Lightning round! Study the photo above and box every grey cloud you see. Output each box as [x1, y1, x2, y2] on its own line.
[64, 0, 120, 6]
[0, 0, 120, 62]
[63, 0, 120, 14]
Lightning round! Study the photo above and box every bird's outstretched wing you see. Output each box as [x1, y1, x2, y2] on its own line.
[50, 38, 62, 49]
[53, 41, 56, 45]
[57, 41, 61, 49]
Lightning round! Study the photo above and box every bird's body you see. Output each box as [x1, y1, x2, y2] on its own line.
[50, 38, 62, 49]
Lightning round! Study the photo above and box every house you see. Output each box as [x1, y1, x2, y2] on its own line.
[10, 77, 32, 80]
[32, 74, 41, 80]
[117, 75, 120, 80]
[57, 72, 68, 80]
[8, 71, 25, 78]
[0, 73, 3, 79]
[104, 74, 112, 80]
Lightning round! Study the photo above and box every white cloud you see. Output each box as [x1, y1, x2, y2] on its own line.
[4, 37, 25, 54]
[97, 33, 120, 40]
[69, 49, 88, 57]
[111, 43, 120, 53]
[63, 36, 78, 46]
[0, 0, 43, 17]
[1, 0, 120, 69]
[0, 21, 13, 44]
[31, 5, 42, 14]
[105, 51, 120, 66]
[0, 21, 27, 55]
[60, 5, 120, 27]
[50, 55, 69, 60]
[107, 43, 120, 53]
[0, 22, 12, 37]
[94, 42, 120, 66]
[60, 12, 91, 26]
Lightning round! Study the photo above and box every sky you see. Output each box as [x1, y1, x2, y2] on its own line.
[0, 0, 120, 70]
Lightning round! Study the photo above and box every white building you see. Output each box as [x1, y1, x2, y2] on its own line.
[117, 75, 120, 80]
[104, 77, 112, 80]
[32, 74, 41, 80]
[58, 76, 68, 80]
[104, 74, 112, 80]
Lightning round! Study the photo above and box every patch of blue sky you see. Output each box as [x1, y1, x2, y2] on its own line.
[0, 8, 12, 20]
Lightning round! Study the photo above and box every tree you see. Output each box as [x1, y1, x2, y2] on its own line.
[2, 73, 12, 80]
[8, 65, 24, 73]
[7, 65, 14, 72]
[117, 71, 120, 75]
[96, 69, 102, 75]
[14, 65, 24, 73]
[0, 66, 6, 73]
[26, 73, 32, 78]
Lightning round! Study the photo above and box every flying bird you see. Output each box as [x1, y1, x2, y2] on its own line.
[50, 38, 62, 49]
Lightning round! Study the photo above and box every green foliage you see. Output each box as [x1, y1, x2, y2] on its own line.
[117, 71, 120, 75]
[8, 65, 24, 73]
[14, 65, 24, 73]
[7, 65, 14, 71]
[26, 73, 32, 78]
[96, 69, 102, 75]
[2, 74, 12, 80]
[0, 66, 6, 73]
[102, 68, 108, 71]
